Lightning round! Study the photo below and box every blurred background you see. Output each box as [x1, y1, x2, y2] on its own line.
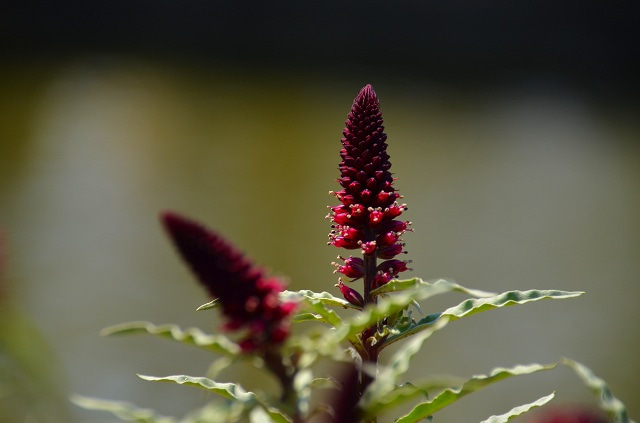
[1, 2, 639, 422]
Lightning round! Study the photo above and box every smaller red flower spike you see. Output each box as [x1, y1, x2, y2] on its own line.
[161, 211, 296, 352]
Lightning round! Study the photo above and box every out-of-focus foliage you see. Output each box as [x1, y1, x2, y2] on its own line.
[0, 238, 71, 422]
[76, 277, 637, 422]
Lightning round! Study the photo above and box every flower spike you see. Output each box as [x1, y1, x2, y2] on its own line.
[328, 84, 411, 305]
[161, 211, 296, 352]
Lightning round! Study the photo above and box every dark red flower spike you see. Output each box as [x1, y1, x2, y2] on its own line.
[161, 211, 296, 352]
[328, 85, 411, 305]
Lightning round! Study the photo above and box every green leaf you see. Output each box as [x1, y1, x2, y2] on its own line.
[101, 321, 240, 356]
[282, 289, 358, 328]
[563, 358, 636, 423]
[308, 281, 498, 352]
[70, 394, 176, 423]
[479, 392, 555, 423]
[137, 375, 291, 423]
[362, 377, 465, 419]
[370, 278, 496, 298]
[326, 280, 505, 352]
[281, 289, 360, 309]
[395, 363, 557, 423]
[306, 301, 344, 327]
[138, 374, 254, 401]
[196, 298, 220, 311]
[383, 289, 583, 348]
[325, 287, 433, 350]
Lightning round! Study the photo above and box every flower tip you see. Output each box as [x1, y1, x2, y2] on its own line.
[159, 212, 207, 245]
[159, 210, 176, 223]
[159, 210, 187, 230]
[356, 84, 378, 103]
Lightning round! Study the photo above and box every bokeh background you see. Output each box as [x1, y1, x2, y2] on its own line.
[1, 2, 639, 422]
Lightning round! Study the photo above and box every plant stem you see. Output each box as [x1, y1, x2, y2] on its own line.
[362, 253, 377, 307]
[360, 231, 379, 422]
[263, 349, 302, 423]
[360, 346, 379, 423]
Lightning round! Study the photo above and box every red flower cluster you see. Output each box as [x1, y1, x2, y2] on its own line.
[161, 212, 296, 352]
[328, 85, 411, 305]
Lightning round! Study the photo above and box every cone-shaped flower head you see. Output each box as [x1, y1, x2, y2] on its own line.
[328, 85, 411, 303]
[161, 212, 296, 352]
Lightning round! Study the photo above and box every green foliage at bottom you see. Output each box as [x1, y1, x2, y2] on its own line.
[392, 363, 557, 422]
[137, 375, 291, 423]
[73, 281, 636, 423]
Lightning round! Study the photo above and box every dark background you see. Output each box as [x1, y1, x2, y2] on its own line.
[3, 1, 639, 102]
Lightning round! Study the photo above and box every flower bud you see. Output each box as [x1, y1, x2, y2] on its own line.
[336, 280, 365, 308]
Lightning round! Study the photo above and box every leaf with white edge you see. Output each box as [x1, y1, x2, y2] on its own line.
[306, 301, 344, 327]
[328, 281, 505, 350]
[196, 298, 220, 311]
[280, 289, 360, 309]
[382, 289, 583, 348]
[137, 375, 291, 423]
[395, 363, 557, 423]
[563, 358, 636, 423]
[361, 377, 466, 418]
[282, 290, 358, 328]
[324, 288, 433, 351]
[370, 278, 496, 298]
[138, 374, 254, 400]
[101, 322, 240, 356]
[361, 317, 450, 412]
[71, 395, 176, 423]
[480, 392, 555, 423]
